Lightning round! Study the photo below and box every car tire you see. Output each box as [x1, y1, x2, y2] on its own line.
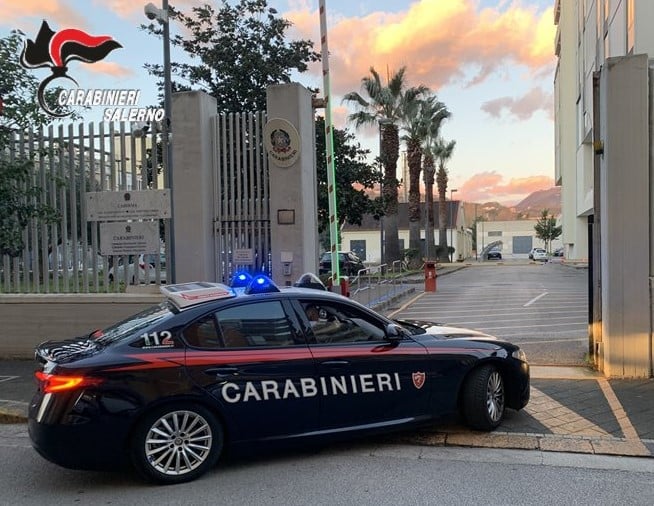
[131, 403, 223, 484]
[461, 365, 505, 431]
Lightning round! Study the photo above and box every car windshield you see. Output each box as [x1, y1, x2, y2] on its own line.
[93, 302, 177, 346]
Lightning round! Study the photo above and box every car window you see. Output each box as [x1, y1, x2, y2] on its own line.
[183, 314, 222, 348]
[97, 302, 176, 346]
[215, 301, 299, 348]
[299, 299, 385, 344]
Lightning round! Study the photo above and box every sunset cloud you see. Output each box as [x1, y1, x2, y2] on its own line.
[458, 171, 553, 204]
[286, 0, 556, 96]
[101, 0, 217, 20]
[81, 61, 135, 78]
[4, 0, 87, 30]
[481, 87, 553, 121]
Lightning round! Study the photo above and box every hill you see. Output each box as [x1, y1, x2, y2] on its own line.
[462, 187, 561, 222]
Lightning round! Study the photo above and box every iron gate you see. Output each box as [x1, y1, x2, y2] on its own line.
[213, 111, 271, 283]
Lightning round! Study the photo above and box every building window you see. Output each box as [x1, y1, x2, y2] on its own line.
[350, 240, 366, 261]
[488, 231, 502, 237]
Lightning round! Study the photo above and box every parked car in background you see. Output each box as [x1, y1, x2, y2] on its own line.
[531, 248, 548, 262]
[108, 253, 166, 284]
[486, 248, 502, 260]
[318, 251, 366, 276]
[553, 247, 564, 257]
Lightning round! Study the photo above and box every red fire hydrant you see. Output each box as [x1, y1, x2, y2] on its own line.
[328, 277, 350, 297]
[424, 262, 437, 292]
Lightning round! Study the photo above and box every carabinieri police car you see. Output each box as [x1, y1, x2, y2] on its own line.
[28, 273, 530, 484]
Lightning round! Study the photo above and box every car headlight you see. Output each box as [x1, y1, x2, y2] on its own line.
[512, 349, 527, 362]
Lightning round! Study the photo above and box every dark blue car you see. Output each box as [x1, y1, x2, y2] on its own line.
[28, 275, 530, 484]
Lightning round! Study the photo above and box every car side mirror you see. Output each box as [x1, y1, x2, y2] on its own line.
[385, 323, 404, 342]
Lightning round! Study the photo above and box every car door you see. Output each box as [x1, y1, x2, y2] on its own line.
[294, 298, 432, 432]
[183, 298, 319, 442]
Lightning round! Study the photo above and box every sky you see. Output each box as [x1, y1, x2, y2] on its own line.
[1, 0, 556, 206]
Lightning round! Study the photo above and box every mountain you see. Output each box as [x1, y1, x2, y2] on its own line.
[462, 187, 561, 222]
[514, 187, 561, 217]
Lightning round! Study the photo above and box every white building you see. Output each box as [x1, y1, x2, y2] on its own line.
[555, 0, 654, 377]
[341, 201, 471, 265]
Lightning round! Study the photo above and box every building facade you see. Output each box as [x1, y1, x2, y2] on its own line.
[555, 0, 654, 377]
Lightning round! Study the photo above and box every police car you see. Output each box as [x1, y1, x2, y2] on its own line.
[28, 273, 530, 484]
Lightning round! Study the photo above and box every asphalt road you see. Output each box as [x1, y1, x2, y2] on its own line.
[388, 261, 589, 366]
[1, 426, 653, 505]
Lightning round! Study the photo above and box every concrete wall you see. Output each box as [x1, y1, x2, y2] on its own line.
[0, 294, 163, 359]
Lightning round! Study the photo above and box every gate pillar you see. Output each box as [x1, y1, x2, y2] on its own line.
[266, 84, 319, 286]
[171, 91, 218, 283]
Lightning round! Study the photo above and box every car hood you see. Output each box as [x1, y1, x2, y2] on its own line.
[394, 318, 497, 340]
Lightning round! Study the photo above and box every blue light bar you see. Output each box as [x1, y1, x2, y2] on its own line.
[244, 274, 280, 294]
[230, 271, 253, 288]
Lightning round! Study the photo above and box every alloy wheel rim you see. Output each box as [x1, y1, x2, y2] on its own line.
[486, 371, 505, 422]
[145, 410, 213, 476]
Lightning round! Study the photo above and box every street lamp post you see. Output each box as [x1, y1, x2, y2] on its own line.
[449, 188, 458, 262]
[144, 1, 175, 282]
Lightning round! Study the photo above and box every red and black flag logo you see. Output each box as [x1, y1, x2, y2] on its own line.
[20, 20, 122, 117]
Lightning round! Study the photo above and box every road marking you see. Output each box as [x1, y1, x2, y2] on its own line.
[0, 376, 18, 384]
[524, 292, 548, 307]
[597, 378, 642, 441]
[387, 292, 425, 319]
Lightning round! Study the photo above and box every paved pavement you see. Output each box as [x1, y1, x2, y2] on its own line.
[2, 261, 654, 462]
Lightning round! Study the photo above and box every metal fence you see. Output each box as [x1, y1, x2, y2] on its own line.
[0, 122, 169, 293]
[213, 111, 271, 283]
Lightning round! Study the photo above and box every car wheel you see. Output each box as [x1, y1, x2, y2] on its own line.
[131, 404, 223, 484]
[461, 365, 505, 431]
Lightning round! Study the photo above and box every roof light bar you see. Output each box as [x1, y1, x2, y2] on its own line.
[244, 274, 280, 295]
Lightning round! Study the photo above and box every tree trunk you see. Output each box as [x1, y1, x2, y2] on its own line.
[436, 163, 449, 262]
[407, 138, 422, 252]
[423, 153, 435, 259]
[381, 124, 401, 264]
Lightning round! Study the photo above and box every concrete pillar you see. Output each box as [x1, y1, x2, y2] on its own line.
[599, 55, 651, 377]
[171, 91, 217, 283]
[266, 84, 318, 286]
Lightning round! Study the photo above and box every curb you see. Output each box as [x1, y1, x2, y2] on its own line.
[391, 429, 653, 459]
[0, 400, 28, 424]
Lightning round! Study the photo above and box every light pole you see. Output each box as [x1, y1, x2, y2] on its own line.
[144, 1, 175, 282]
[449, 189, 458, 262]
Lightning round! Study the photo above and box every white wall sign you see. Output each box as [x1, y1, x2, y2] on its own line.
[99, 222, 159, 255]
[263, 118, 301, 167]
[233, 248, 255, 264]
[86, 190, 171, 221]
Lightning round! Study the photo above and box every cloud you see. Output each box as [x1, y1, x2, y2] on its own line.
[81, 61, 135, 78]
[286, 0, 556, 96]
[481, 87, 553, 120]
[100, 0, 218, 20]
[458, 171, 553, 204]
[3, 0, 87, 30]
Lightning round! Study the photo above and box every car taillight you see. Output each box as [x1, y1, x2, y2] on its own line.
[35, 371, 103, 394]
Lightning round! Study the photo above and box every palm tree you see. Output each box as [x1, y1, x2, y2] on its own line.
[433, 138, 456, 262]
[343, 66, 424, 264]
[401, 95, 449, 254]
